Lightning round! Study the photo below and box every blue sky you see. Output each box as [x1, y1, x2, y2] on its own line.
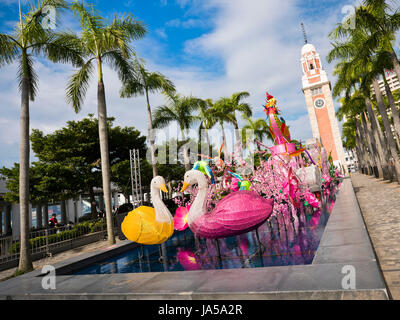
[0, 0, 396, 168]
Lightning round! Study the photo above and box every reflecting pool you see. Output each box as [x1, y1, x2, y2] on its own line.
[74, 192, 338, 275]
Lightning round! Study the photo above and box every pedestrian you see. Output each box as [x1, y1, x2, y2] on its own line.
[49, 214, 59, 228]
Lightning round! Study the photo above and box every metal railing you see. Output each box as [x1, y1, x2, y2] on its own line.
[0, 216, 119, 267]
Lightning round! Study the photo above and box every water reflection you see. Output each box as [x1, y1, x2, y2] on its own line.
[75, 190, 338, 275]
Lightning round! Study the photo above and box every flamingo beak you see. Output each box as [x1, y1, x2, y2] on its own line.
[180, 182, 190, 193]
[160, 184, 168, 193]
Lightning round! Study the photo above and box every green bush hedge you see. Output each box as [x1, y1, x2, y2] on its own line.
[9, 220, 107, 254]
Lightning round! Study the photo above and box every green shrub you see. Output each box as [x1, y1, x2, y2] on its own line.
[8, 219, 107, 254]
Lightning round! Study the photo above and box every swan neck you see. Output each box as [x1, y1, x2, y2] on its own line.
[151, 186, 172, 223]
[187, 176, 209, 226]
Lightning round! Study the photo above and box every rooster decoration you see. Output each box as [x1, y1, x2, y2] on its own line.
[264, 92, 304, 157]
[264, 92, 291, 145]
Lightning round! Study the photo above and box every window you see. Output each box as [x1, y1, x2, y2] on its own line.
[310, 64, 314, 70]
[311, 87, 322, 96]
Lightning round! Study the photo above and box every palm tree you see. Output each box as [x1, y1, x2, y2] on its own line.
[330, 1, 400, 78]
[208, 99, 229, 158]
[356, 1, 400, 80]
[241, 116, 272, 151]
[120, 59, 175, 178]
[66, 1, 146, 245]
[328, 23, 400, 182]
[329, 1, 400, 146]
[333, 58, 390, 180]
[152, 93, 203, 171]
[214, 92, 252, 152]
[197, 98, 217, 156]
[0, 0, 83, 272]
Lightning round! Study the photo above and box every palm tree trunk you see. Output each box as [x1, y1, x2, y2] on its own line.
[220, 122, 229, 163]
[364, 97, 391, 180]
[354, 133, 365, 172]
[145, 88, 158, 178]
[359, 114, 380, 177]
[372, 78, 400, 183]
[18, 74, 33, 272]
[36, 203, 42, 229]
[233, 120, 242, 156]
[382, 73, 400, 149]
[204, 127, 211, 157]
[43, 204, 49, 228]
[181, 129, 191, 172]
[355, 119, 367, 173]
[98, 80, 115, 245]
[390, 49, 400, 87]
[61, 200, 67, 225]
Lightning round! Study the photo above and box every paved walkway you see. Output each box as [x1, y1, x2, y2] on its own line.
[0, 238, 122, 282]
[351, 173, 400, 300]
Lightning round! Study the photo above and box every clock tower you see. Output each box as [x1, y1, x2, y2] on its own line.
[301, 42, 347, 171]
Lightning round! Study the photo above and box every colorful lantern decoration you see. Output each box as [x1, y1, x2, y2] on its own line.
[121, 176, 174, 245]
[193, 160, 215, 184]
[227, 171, 252, 191]
[179, 170, 274, 239]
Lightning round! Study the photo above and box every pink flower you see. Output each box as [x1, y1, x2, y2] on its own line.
[231, 178, 240, 192]
[305, 191, 319, 208]
[174, 204, 191, 231]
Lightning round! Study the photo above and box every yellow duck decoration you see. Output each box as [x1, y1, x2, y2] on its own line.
[121, 176, 174, 245]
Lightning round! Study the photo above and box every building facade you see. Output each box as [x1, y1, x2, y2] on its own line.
[301, 43, 347, 172]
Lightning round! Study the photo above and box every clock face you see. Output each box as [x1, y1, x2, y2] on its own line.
[314, 98, 325, 109]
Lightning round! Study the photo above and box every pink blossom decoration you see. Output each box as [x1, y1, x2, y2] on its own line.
[174, 204, 191, 231]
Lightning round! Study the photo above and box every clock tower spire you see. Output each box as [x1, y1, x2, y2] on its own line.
[301, 38, 347, 171]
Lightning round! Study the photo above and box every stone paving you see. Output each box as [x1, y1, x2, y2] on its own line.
[351, 173, 400, 300]
[0, 238, 122, 282]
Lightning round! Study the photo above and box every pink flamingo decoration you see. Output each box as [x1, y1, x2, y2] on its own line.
[179, 170, 274, 239]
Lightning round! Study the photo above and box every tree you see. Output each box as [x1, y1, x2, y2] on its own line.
[215, 91, 253, 152]
[197, 99, 217, 156]
[30, 115, 147, 218]
[120, 59, 175, 178]
[0, 161, 82, 228]
[342, 118, 357, 150]
[66, 1, 147, 245]
[241, 116, 272, 151]
[152, 93, 203, 171]
[356, 1, 400, 81]
[0, 0, 83, 272]
[208, 99, 229, 157]
[328, 21, 400, 182]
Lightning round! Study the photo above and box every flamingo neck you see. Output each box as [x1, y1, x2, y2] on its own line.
[187, 176, 209, 227]
[151, 186, 173, 223]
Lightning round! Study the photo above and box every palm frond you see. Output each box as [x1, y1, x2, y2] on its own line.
[152, 105, 178, 129]
[17, 53, 38, 101]
[101, 49, 133, 84]
[0, 34, 20, 66]
[70, 1, 104, 33]
[31, 32, 84, 67]
[66, 59, 95, 113]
